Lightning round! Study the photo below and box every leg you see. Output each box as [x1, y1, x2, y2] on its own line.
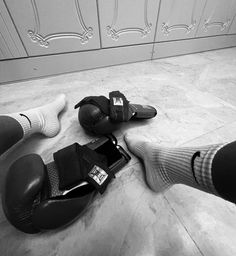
[211, 141, 236, 203]
[0, 116, 23, 155]
[125, 133, 236, 204]
[0, 94, 66, 156]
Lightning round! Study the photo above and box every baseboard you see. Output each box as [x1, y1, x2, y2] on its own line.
[152, 35, 236, 59]
[0, 44, 153, 84]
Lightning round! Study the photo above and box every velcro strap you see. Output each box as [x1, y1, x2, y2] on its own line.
[109, 91, 129, 122]
[53, 143, 115, 194]
[74, 96, 110, 116]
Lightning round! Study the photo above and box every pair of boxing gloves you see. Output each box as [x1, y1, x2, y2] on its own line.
[2, 91, 157, 233]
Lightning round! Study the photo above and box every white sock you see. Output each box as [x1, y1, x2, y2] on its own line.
[5, 94, 66, 138]
[125, 133, 226, 195]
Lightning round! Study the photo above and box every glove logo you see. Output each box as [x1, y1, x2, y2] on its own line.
[113, 97, 123, 106]
[88, 165, 108, 185]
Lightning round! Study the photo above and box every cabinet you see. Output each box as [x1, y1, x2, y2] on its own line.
[196, 0, 236, 37]
[98, 0, 160, 47]
[0, 0, 27, 60]
[4, 0, 100, 56]
[155, 0, 206, 42]
[1, 0, 236, 83]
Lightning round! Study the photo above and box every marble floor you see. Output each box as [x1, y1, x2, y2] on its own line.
[0, 47, 236, 256]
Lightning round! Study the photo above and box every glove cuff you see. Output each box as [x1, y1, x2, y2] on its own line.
[53, 143, 114, 194]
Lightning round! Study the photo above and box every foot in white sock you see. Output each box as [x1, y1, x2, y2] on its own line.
[7, 94, 66, 137]
[124, 133, 171, 192]
[125, 132, 224, 195]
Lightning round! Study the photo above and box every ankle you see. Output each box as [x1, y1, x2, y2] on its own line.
[141, 143, 174, 192]
[6, 95, 66, 138]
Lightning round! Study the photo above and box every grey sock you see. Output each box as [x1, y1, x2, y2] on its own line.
[125, 134, 226, 195]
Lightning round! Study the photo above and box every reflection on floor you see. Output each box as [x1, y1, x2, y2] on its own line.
[0, 47, 236, 256]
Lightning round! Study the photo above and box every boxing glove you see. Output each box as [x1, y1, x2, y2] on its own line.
[75, 91, 157, 135]
[2, 135, 130, 234]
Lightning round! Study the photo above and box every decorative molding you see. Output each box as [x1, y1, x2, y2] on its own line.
[203, 19, 231, 32]
[161, 0, 197, 35]
[162, 21, 196, 34]
[106, 0, 152, 41]
[28, 0, 93, 47]
[202, 1, 233, 33]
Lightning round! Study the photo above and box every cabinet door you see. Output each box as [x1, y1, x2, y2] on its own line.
[196, 0, 236, 37]
[98, 0, 160, 47]
[228, 11, 236, 34]
[4, 0, 100, 56]
[155, 0, 206, 42]
[0, 0, 27, 60]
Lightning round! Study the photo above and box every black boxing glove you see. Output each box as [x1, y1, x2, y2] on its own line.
[2, 136, 130, 234]
[75, 91, 157, 135]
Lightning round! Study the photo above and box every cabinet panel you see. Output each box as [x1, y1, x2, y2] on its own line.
[0, 0, 27, 60]
[155, 0, 206, 42]
[196, 0, 236, 37]
[5, 0, 100, 56]
[98, 0, 160, 47]
[228, 12, 236, 34]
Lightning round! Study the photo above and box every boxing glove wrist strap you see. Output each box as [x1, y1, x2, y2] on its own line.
[109, 91, 129, 122]
[74, 96, 110, 116]
[53, 143, 115, 194]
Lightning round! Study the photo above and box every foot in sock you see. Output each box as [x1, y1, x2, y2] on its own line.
[124, 133, 171, 192]
[6, 94, 66, 138]
[124, 133, 225, 195]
